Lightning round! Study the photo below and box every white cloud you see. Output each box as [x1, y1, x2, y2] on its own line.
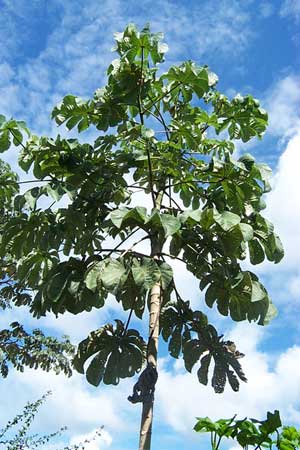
[266, 133, 300, 271]
[0, 0, 256, 129]
[0, 295, 125, 344]
[69, 428, 112, 449]
[156, 323, 300, 435]
[259, 2, 274, 18]
[265, 75, 300, 139]
[0, 367, 139, 444]
[289, 273, 300, 298]
[280, 0, 300, 21]
[0, 62, 14, 85]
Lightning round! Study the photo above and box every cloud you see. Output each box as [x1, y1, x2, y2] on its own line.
[69, 428, 112, 449]
[259, 2, 274, 18]
[0, 0, 256, 127]
[266, 132, 300, 271]
[280, 0, 300, 21]
[0, 62, 14, 85]
[156, 322, 300, 435]
[135, 0, 254, 61]
[0, 300, 124, 344]
[0, 366, 140, 446]
[265, 74, 300, 139]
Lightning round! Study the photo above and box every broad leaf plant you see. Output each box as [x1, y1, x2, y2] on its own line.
[0, 24, 283, 450]
[194, 410, 300, 450]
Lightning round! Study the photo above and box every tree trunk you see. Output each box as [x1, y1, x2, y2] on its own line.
[138, 238, 162, 450]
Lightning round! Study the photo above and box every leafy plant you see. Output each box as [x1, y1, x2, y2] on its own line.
[194, 411, 300, 449]
[0, 392, 102, 450]
[0, 321, 74, 378]
[0, 24, 283, 450]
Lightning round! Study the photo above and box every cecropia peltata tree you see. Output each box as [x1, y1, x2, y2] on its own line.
[0, 24, 283, 450]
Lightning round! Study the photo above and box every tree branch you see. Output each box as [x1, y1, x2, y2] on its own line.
[7, 128, 27, 151]
[142, 82, 181, 113]
[120, 235, 150, 258]
[162, 190, 183, 211]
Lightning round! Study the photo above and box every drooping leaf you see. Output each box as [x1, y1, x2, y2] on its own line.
[132, 258, 160, 290]
[100, 259, 127, 291]
[214, 210, 241, 231]
[73, 321, 146, 387]
[197, 353, 212, 385]
[249, 239, 265, 264]
[160, 214, 181, 236]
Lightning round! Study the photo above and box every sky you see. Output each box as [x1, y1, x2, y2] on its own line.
[0, 0, 300, 449]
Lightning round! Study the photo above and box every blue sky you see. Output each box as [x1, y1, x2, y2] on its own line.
[0, 0, 300, 449]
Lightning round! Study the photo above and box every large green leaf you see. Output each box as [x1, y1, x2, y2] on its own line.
[183, 339, 207, 372]
[73, 321, 146, 387]
[0, 130, 10, 152]
[251, 281, 267, 303]
[168, 325, 182, 358]
[197, 353, 212, 385]
[182, 324, 247, 393]
[249, 239, 265, 264]
[46, 270, 70, 303]
[160, 214, 181, 236]
[145, 210, 181, 237]
[132, 257, 160, 290]
[100, 259, 127, 291]
[214, 210, 241, 231]
[109, 207, 147, 229]
[158, 261, 173, 289]
[85, 261, 105, 291]
[51, 95, 92, 131]
[86, 350, 109, 386]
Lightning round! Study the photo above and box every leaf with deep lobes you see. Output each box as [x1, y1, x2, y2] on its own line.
[86, 351, 108, 386]
[183, 339, 207, 372]
[197, 353, 212, 385]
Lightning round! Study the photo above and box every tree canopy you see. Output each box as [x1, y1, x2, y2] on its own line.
[0, 23, 284, 450]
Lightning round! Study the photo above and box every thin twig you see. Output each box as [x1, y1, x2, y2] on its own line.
[103, 228, 141, 259]
[120, 235, 150, 258]
[7, 128, 27, 151]
[123, 297, 137, 336]
[147, 94, 170, 141]
[159, 252, 185, 264]
[146, 142, 156, 207]
[164, 177, 227, 189]
[0, 179, 53, 186]
[163, 190, 183, 211]
[143, 82, 181, 113]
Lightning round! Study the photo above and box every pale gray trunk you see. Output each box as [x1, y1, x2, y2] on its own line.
[138, 237, 161, 450]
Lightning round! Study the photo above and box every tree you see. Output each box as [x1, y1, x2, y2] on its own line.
[0, 391, 102, 450]
[0, 160, 74, 377]
[0, 24, 283, 450]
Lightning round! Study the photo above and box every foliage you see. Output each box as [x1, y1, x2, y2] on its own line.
[194, 411, 300, 450]
[0, 22, 284, 449]
[0, 158, 74, 377]
[0, 392, 103, 450]
[73, 320, 146, 386]
[0, 321, 74, 378]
